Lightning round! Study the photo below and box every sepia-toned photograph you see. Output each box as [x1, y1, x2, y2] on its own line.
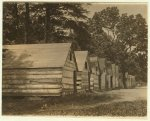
[2, 1, 147, 117]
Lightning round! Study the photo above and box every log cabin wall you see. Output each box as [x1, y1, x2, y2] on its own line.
[132, 76, 136, 87]
[111, 64, 116, 89]
[62, 49, 78, 95]
[119, 73, 124, 88]
[81, 69, 90, 91]
[3, 68, 63, 96]
[74, 51, 91, 93]
[90, 73, 94, 91]
[101, 71, 106, 90]
[76, 71, 83, 92]
[127, 75, 131, 88]
[106, 61, 113, 90]
[115, 65, 119, 88]
[90, 57, 100, 91]
[129, 75, 132, 88]
[125, 72, 129, 88]
[81, 56, 91, 91]
[98, 58, 107, 91]
[3, 43, 76, 97]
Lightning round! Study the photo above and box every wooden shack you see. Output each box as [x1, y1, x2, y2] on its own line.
[89, 57, 100, 91]
[111, 64, 116, 89]
[98, 58, 107, 90]
[115, 65, 119, 88]
[74, 51, 91, 92]
[131, 75, 136, 88]
[129, 75, 136, 88]
[125, 72, 131, 88]
[124, 72, 129, 88]
[3, 43, 78, 96]
[106, 61, 113, 90]
[119, 73, 124, 88]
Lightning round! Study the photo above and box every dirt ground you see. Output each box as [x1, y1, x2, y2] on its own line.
[97, 86, 147, 102]
[2, 86, 147, 116]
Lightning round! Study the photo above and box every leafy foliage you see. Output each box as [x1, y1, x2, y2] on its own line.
[89, 7, 147, 83]
[3, 2, 90, 49]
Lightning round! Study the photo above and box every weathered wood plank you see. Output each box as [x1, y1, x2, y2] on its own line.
[77, 77, 82, 80]
[3, 74, 62, 79]
[3, 84, 61, 89]
[2, 92, 61, 96]
[3, 68, 62, 71]
[77, 86, 82, 89]
[62, 70, 74, 78]
[63, 66, 75, 71]
[76, 81, 81, 84]
[3, 78, 62, 84]
[3, 70, 62, 75]
[62, 77, 74, 84]
[62, 85, 73, 89]
[3, 89, 62, 93]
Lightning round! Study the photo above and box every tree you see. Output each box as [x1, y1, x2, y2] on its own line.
[3, 2, 90, 49]
[3, 2, 19, 44]
[89, 7, 147, 87]
[24, 3, 30, 43]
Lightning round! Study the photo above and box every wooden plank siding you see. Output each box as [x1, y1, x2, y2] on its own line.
[74, 51, 91, 93]
[101, 72, 106, 90]
[115, 65, 119, 88]
[105, 61, 113, 90]
[98, 58, 107, 91]
[127, 75, 133, 88]
[3, 43, 78, 97]
[131, 76, 136, 88]
[119, 73, 124, 88]
[90, 74, 94, 90]
[62, 49, 78, 95]
[3, 68, 63, 96]
[90, 57, 100, 91]
[81, 71, 90, 91]
[111, 64, 116, 89]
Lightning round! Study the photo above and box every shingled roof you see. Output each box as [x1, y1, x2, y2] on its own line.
[3, 43, 72, 68]
[74, 51, 88, 71]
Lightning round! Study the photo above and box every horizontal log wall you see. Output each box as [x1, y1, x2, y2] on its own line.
[112, 76, 116, 89]
[101, 72, 106, 90]
[106, 75, 111, 89]
[76, 72, 83, 92]
[115, 66, 119, 88]
[81, 71, 89, 91]
[115, 77, 119, 88]
[62, 50, 77, 95]
[90, 74, 94, 90]
[91, 73, 100, 91]
[3, 68, 62, 96]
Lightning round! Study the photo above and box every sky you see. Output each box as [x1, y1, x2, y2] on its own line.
[84, 3, 147, 21]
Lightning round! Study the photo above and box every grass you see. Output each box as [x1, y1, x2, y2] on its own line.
[2, 93, 147, 116]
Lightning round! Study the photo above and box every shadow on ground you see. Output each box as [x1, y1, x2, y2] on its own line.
[2, 92, 121, 115]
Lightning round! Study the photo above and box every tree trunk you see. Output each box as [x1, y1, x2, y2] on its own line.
[13, 3, 19, 43]
[44, 4, 50, 43]
[24, 3, 30, 44]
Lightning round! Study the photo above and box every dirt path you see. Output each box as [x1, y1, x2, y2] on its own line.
[37, 86, 147, 112]
[98, 86, 147, 102]
[74, 86, 147, 109]
[81, 86, 147, 109]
